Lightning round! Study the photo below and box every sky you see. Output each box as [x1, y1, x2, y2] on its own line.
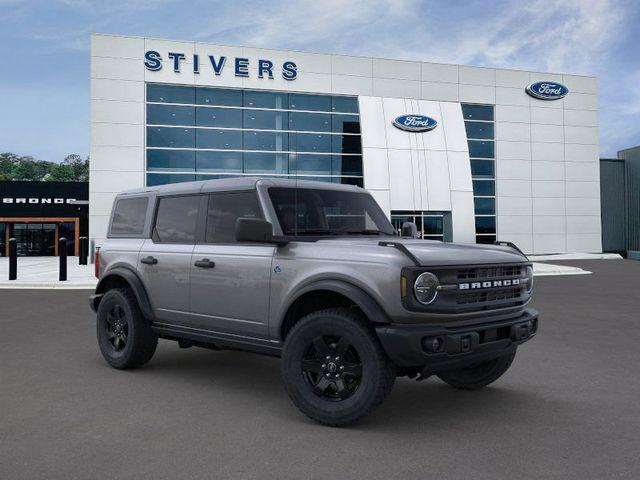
[0, 0, 638, 162]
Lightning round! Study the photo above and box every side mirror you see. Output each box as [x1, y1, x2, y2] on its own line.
[401, 222, 418, 238]
[235, 218, 288, 245]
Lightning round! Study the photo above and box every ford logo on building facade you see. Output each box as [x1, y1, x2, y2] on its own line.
[392, 114, 438, 132]
[525, 81, 569, 100]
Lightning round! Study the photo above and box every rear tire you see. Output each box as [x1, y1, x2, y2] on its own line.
[437, 350, 516, 390]
[281, 308, 395, 427]
[96, 288, 158, 369]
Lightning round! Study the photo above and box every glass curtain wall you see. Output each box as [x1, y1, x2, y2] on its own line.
[462, 104, 496, 244]
[390, 211, 446, 241]
[145, 84, 363, 187]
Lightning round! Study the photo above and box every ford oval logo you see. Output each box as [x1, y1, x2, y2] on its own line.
[392, 114, 437, 132]
[526, 81, 569, 100]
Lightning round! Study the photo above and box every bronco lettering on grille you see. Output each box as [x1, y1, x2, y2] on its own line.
[459, 279, 521, 290]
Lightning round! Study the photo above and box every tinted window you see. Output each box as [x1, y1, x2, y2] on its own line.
[288, 112, 331, 132]
[147, 173, 196, 186]
[289, 94, 332, 112]
[154, 195, 200, 243]
[472, 180, 495, 196]
[243, 131, 288, 151]
[475, 216, 496, 234]
[147, 104, 195, 125]
[470, 159, 495, 178]
[147, 84, 195, 104]
[243, 109, 287, 130]
[474, 197, 496, 215]
[290, 133, 331, 153]
[289, 153, 332, 175]
[462, 104, 494, 121]
[268, 187, 395, 236]
[196, 151, 242, 172]
[243, 90, 288, 109]
[110, 197, 148, 236]
[147, 150, 195, 171]
[332, 96, 359, 113]
[196, 129, 242, 149]
[468, 140, 495, 158]
[332, 155, 363, 176]
[196, 107, 242, 128]
[332, 115, 361, 134]
[196, 87, 242, 106]
[464, 121, 494, 139]
[147, 127, 195, 148]
[243, 152, 288, 174]
[333, 135, 361, 154]
[205, 192, 263, 243]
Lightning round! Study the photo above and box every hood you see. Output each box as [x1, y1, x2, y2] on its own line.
[312, 237, 528, 266]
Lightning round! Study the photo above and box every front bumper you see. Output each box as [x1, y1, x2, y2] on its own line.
[375, 308, 538, 371]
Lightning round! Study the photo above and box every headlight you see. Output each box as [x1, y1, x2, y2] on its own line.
[526, 265, 534, 293]
[414, 272, 439, 305]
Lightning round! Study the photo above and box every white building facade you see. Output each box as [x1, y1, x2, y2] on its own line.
[90, 33, 602, 254]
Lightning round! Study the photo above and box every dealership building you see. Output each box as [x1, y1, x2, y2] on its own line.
[90, 33, 601, 254]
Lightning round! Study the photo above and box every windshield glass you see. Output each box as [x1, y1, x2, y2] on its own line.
[268, 187, 396, 236]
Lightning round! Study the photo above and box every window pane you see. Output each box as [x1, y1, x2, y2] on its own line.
[473, 180, 495, 196]
[290, 132, 331, 153]
[243, 109, 287, 130]
[288, 112, 331, 132]
[332, 96, 359, 113]
[465, 121, 494, 139]
[332, 155, 363, 176]
[468, 140, 494, 158]
[147, 84, 195, 104]
[196, 151, 242, 172]
[147, 150, 195, 171]
[461, 104, 494, 121]
[147, 173, 196, 186]
[470, 160, 495, 178]
[147, 127, 195, 148]
[340, 177, 364, 187]
[196, 107, 242, 128]
[423, 216, 444, 234]
[475, 216, 496, 234]
[244, 152, 288, 174]
[332, 115, 361, 134]
[289, 93, 332, 112]
[154, 195, 200, 243]
[243, 131, 288, 151]
[474, 197, 496, 215]
[147, 104, 195, 125]
[243, 90, 288, 109]
[289, 153, 332, 175]
[476, 234, 496, 244]
[110, 197, 148, 236]
[196, 129, 242, 149]
[205, 192, 263, 243]
[332, 134, 362, 154]
[196, 87, 242, 106]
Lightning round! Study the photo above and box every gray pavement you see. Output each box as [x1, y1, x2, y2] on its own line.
[1, 259, 639, 479]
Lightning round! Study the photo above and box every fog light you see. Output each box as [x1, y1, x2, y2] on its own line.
[422, 336, 445, 353]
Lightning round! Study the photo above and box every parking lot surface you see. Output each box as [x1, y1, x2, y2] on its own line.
[1, 259, 639, 479]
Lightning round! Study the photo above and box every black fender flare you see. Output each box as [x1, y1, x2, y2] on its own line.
[95, 266, 154, 321]
[282, 279, 391, 328]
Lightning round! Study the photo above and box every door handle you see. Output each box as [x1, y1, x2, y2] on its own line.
[140, 256, 158, 265]
[194, 258, 215, 269]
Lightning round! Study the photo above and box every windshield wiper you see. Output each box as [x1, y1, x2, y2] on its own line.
[344, 230, 386, 235]
[291, 229, 342, 235]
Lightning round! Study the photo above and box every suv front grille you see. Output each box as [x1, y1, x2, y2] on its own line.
[457, 265, 522, 280]
[456, 287, 522, 305]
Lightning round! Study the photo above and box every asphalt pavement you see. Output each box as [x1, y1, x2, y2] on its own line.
[1, 259, 639, 479]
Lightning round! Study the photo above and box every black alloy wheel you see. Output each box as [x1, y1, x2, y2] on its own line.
[105, 304, 129, 352]
[301, 335, 363, 401]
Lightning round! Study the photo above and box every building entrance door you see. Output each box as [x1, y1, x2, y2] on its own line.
[12, 223, 56, 256]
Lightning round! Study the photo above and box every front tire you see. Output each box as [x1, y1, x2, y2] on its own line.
[281, 308, 395, 427]
[437, 350, 516, 390]
[96, 288, 158, 369]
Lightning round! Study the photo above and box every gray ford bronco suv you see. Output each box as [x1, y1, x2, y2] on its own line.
[91, 177, 537, 426]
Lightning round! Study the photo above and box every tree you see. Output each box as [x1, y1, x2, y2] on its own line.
[47, 163, 76, 181]
[0, 152, 89, 182]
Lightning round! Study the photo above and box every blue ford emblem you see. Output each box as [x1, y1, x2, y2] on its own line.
[392, 114, 437, 132]
[525, 81, 569, 100]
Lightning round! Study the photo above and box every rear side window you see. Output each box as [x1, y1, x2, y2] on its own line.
[205, 192, 263, 243]
[110, 197, 148, 236]
[154, 195, 200, 244]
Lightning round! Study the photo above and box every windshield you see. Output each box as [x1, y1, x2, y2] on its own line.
[268, 187, 396, 236]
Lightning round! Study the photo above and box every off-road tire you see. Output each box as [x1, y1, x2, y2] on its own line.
[281, 308, 395, 427]
[437, 350, 516, 390]
[96, 287, 158, 369]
